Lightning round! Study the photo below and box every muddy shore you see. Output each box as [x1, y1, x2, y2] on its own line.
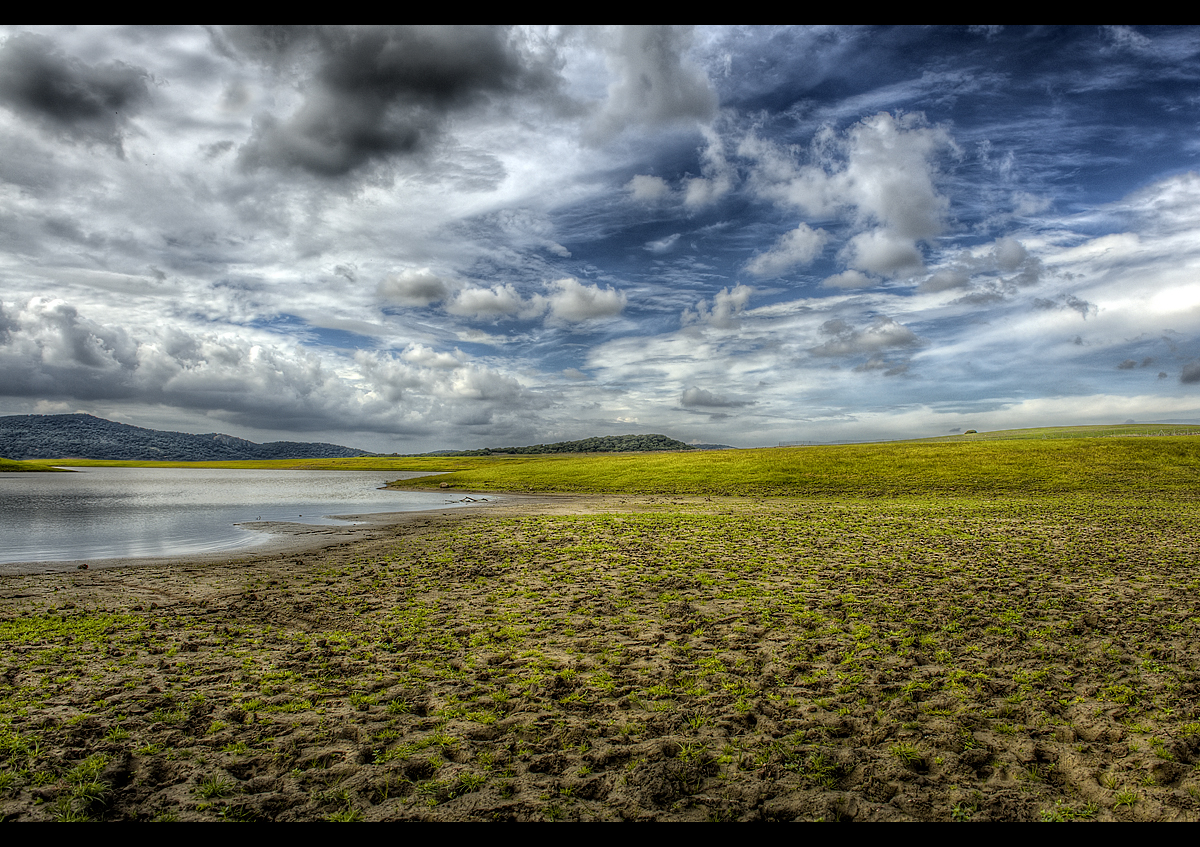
[2, 494, 1198, 821]
[0, 493, 542, 577]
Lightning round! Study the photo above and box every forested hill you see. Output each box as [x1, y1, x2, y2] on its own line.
[450, 434, 703, 456]
[0, 414, 374, 461]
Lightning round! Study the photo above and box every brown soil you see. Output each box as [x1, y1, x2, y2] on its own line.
[2, 495, 1198, 821]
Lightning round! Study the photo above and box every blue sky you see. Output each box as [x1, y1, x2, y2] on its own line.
[1, 26, 1198, 451]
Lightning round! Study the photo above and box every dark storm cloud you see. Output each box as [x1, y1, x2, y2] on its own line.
[229, 26, 560, 178]
[1182, 361, 1200, 385]
[0, 32, 151, 156]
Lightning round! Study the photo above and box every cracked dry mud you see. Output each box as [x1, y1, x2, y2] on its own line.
[2, 494, 1199, 821]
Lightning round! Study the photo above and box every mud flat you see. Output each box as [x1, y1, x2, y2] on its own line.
[2, 494, 1199, 821]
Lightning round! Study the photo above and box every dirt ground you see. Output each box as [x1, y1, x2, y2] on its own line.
[2, 494, 1199, 821]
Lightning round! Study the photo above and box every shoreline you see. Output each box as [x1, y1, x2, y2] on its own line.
[0, 491, 562, 577]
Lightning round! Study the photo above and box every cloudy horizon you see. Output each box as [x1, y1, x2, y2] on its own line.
[1, 25, 1199, 452]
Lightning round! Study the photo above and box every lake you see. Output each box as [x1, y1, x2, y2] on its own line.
[0, 467, 486, 565]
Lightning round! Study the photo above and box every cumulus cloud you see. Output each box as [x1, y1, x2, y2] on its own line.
[920, 237, 1042, 298]
[745, 223, 828, 277]
[589, 25, 717, 141]
[445, 283, 528, 319]
[387, 276, 628, 324]
[0, 32, 151, 156]
[682, 127, 734, 208]
[810, 317, 924, 358]
[840, 230, 924, 277]
[917, 267, 970, 293]
[680, 386, 749, 408]
[627, 174, 670, 202]
[546, 278, 626, 322]
[400, 343, 462, 369]
[230, 25, 558, 178]
[822, 270, 877, 290]
[992, 237, 1028, 270]
[1, 298, 138, 386]
[0, 298, 358, 430]
[745, 112, 957, 278]
[682, 284, 752, 328]
[377, 268, 452, 307]
[0, 292, 568, 439]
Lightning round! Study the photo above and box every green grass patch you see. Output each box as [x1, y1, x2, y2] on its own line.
[0, 613, 143, 644]
[385, 435, 1200, 497]
[0, 457, 70, 472]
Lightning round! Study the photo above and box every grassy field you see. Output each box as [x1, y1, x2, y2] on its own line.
[0, 458, 67, 472]
[396, 436, 1200, 497]
[2, 425, 1199, 820]
[917, 423, 1200, 442]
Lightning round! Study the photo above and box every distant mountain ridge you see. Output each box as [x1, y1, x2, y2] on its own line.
[446, 434, 718, 456]
[0, 414, 374, 461]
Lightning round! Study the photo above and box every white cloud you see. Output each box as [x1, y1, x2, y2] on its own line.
[588, 25, 717, 141]
[400, 343, 462, 369]
[822, 270, 877, 290]
[993, 236, 1028, 270]
[444, 284, 528, 318]
[810, 316, 925, 358]
[645, 233, 680, 253]
[746, 111, 956, 278]
[682, 126, 734, 208]
[841, 230, 925, 277]
[680, 386, 749, 408]
[546, 277, 627, 322]
[917, 267, 969, 293]
[745, 223, 828, 277]
[627, 174, 670, 202]
[682, 284, 752, 328]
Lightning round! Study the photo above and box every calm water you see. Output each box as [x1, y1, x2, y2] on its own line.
[0, 467, 483, 565]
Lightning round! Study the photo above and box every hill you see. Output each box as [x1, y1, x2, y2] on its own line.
[445, 433, 701, 456]
[0, 414, 374, 461]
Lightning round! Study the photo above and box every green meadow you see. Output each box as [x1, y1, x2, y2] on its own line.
[391, 434, 1200, 497]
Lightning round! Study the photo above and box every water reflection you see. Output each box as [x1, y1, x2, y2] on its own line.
[0, 467, 474, 564]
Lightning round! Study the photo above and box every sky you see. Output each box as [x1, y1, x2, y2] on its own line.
[1, 25, 1199, 452]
